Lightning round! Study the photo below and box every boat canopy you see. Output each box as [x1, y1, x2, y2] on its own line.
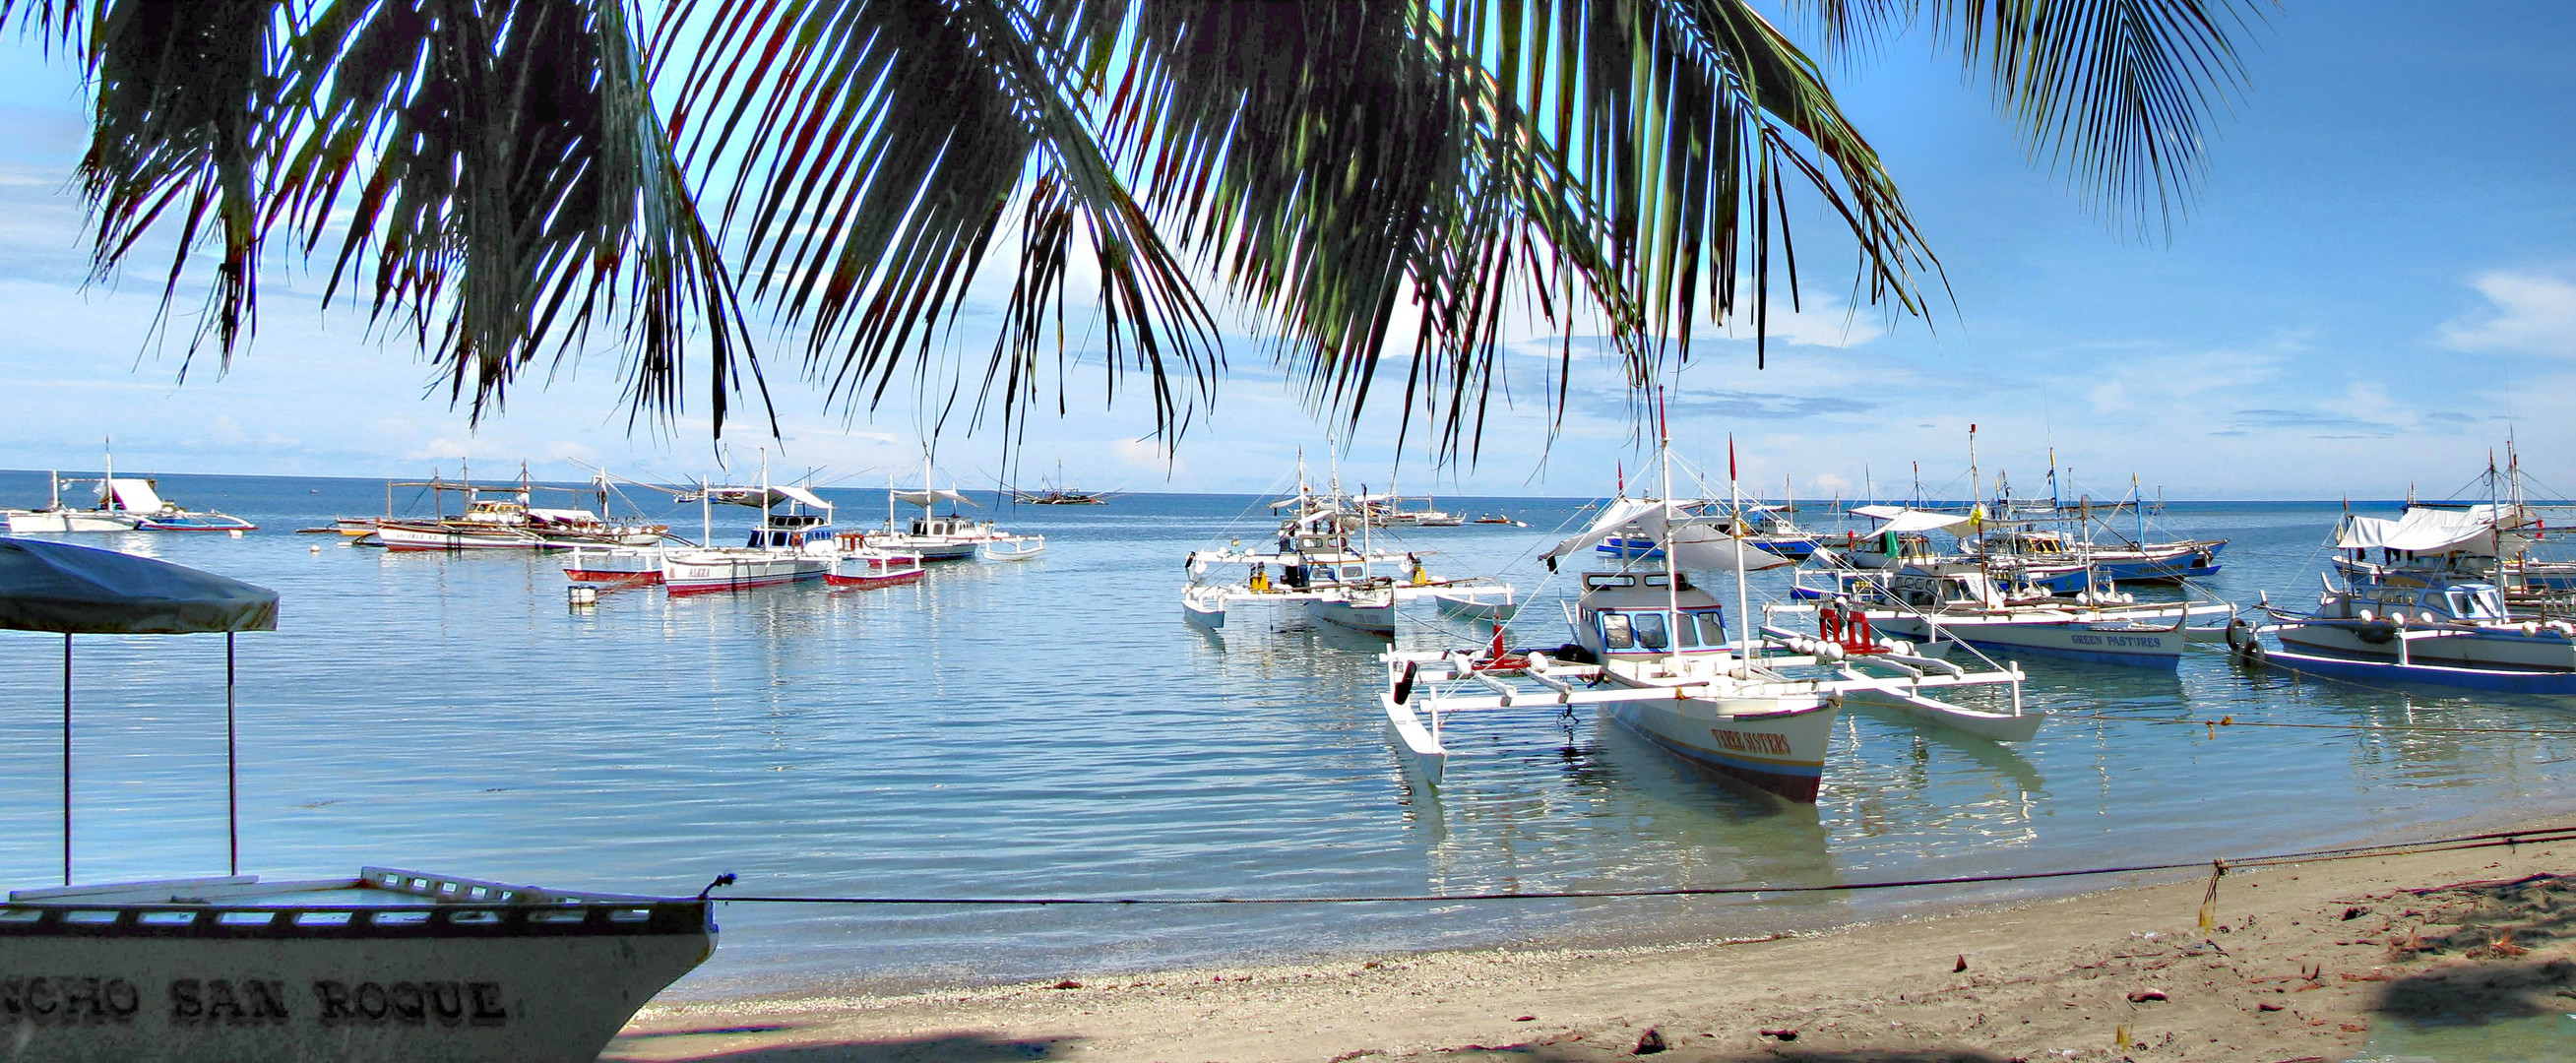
[1851, 505, 1976, 535]
[1542, 497, 1792, 573]
[2334, 505, 2519, 555]
[894, 487, 974, 508]
[0, 537, 278, 634]
[709, 484, 834, 511]
[103, 477, 165, 513]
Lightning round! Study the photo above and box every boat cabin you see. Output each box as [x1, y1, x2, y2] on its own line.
[1979, 530, 2074, 559]
[1574, 571, 1728, 657]
[749, 512, 833, 549]
[2334, 580, 2507, 623]
[909, 514, 989, 539]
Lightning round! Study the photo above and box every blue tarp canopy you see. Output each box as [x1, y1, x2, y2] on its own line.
[0, 537, 277, 635]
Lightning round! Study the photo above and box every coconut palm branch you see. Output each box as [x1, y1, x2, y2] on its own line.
[11, 0, 2260, 453]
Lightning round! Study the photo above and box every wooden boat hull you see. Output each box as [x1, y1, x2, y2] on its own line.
[1602, 694, 1839, 803]
[660, 553, 827, 594]
[1309, 597, 1395, 637]
[6, 511, 140, 533]
[2249, 642, 2576, 695]
[2276, 623, 2576, 671]
[0, 871, 713, 1063]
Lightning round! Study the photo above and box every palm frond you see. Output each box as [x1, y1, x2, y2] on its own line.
[661, 0, 1216, 445]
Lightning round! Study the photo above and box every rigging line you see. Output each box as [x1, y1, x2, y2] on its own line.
[705, 826, 2576, 907]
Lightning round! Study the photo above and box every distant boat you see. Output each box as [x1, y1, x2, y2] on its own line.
[355, 468, 661, 550]
[873, 457, 1023, 561]
[1009, 461, 1116, 505]
[657, 475, 837, 594]
[6, 449, 254, 533]
[826, 546, 927, 590]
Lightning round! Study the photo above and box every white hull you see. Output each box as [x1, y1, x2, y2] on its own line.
[1872, 613, 2186, 667]
[2276, 623, 2576, 670]
[0, 869, 712, 1063]
[976, 536, 1046, 562]
[1309, 596, 1396, 636]
[6, 511, 141, 533]
[1835, 675, 2043, 742]
[372, 523, 660, 551]
[1602, 693, 1840, 802]
[660, 550, 827, 594]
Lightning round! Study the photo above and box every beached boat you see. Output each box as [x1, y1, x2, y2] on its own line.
[0, 537, 713, 1062]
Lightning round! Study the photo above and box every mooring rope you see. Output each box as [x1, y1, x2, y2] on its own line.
[706, 824, 2576, 907]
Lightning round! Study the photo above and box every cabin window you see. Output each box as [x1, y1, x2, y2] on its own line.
[1632, 611, 1669, 651]
[1342, 566, 1366, 580]
[1697, 612, 1728, 646]
[1673, 615, 1699, 649]
[1600, 612, 1634, 649]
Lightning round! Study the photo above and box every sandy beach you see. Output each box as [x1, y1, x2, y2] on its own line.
[603, 826, 2576, 1062]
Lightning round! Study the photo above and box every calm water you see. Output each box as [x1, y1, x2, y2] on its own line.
[3, 470, 2575, 1003]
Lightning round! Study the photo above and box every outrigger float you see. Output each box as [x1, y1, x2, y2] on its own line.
[0, 537, 714, 1061]
[1381, 430, 2035, 802]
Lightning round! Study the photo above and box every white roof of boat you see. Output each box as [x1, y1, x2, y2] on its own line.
[104, 477, 165, 513]
[893, 487, 974, 507]
[1851, 505, 1975, 534]
[2335, 505, 2519, 553]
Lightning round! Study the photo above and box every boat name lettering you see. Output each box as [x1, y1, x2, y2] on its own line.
[168, 978, 290, 1026]
[1708, 729, 1791, 757]
[314, 978, 504, 1027]
[0, 975, 143, 1024]
[2068, 634, 2166, 649]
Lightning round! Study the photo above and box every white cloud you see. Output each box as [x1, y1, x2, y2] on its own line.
[2439, 271, 2576, 355]
[1113, 437, 1181, 479]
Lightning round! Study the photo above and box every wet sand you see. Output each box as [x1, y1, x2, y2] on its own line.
[605, 829, 2576, 1062]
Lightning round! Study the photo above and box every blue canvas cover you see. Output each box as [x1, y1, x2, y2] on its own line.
[0, 537, 277, 634]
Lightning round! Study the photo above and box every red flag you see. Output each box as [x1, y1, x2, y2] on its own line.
[1728, 436, 1737, 481]
[1616, 462, 1625, 494]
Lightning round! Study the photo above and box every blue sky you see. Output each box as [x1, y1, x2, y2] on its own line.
[0, 3, 2569, 501]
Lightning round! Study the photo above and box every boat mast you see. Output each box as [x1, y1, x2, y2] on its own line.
[100, 440, 113, 513]
[700, 476, 713, 546]
[1654, 391, 1683, 668]
[1729, 436, 1752, 673]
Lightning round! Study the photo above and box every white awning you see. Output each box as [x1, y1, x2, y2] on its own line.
[1542, 498, 1662, 565]
[1647, 510, 1795, 573]
[105, 478, 166, 514]
[1850, 505, 1975, 535]
[2334, 505, 2517, 554]
[893, 488, 974, 508]
[705, 485, 834, 510]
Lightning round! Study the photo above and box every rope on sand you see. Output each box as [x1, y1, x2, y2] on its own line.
[707, 824, 2576, 907]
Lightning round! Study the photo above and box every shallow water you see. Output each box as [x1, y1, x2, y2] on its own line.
[2, 472, 2573, 1001]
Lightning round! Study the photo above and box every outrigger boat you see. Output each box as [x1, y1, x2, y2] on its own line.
[7, 450, 255, 534]
[0, 538, 714, 1062]
[869, 458, 1014, 561]
[1381, 442, 2033, 801]
[1795, 565, 2231, 668]
[825, 542, 927, 590]
[356, 468, 663, 550]
[976, 534, 1047, 562]
[656, 478, 837, 594]
[1184, 453, 1508, 636]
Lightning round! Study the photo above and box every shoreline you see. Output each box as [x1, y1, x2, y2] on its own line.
[608, 821, 2576, 1061]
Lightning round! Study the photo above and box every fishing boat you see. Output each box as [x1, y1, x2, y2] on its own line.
[359, 469, 664, 550]
[825, 544, 927, 590]
[1797, 565, 2229, 668]
[1184, 453, 1509, 636]
[1383, 443, 2031, 800]
[1471, 514, 1527, 527]
[657, 479, 837, 594]
[872, 458, 1015, 561]
[1010, 462, 1117, 505]
[0, 538, 715, 1062]
[7, 453, 255, 533]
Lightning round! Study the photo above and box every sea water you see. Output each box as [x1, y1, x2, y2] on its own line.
[1, 470, 2573, 1004]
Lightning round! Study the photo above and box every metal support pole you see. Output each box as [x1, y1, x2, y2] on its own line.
[227, 632, 238, 876]
[61, 633, 71, 887]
